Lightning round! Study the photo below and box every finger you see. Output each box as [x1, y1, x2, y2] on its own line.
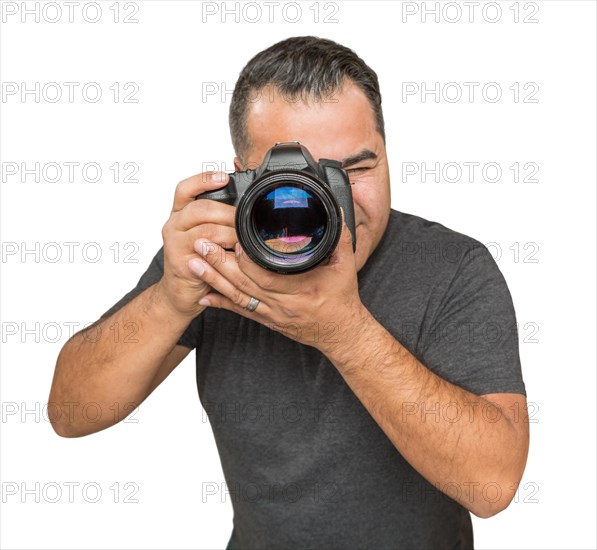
[233, 242, 301, 295]
[175, 199, 235, 232]
[199, 291, 270, 321]
[193, 239, 263, 300]
[172, 171, 229, 212]
[188, 256, 256, 311]
[187, 223, 238, 251]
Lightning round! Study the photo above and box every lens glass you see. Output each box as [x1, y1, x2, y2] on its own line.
[252, 185, 327, 256]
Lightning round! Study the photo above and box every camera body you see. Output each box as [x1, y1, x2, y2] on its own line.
[196, 142, 356, 274]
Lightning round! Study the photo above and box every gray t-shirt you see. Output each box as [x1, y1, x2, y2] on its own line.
[101, 209, 525, 549]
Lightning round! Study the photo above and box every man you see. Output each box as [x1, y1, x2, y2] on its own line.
[49, 36, 529, 548]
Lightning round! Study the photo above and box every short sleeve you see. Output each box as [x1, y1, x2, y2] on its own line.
[99, 247, 200, 349]
[420, 245, 526, 397]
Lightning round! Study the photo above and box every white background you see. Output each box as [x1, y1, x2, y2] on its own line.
[1, 1, 595, 549]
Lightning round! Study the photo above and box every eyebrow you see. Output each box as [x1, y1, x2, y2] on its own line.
[340, 149, 378, 168]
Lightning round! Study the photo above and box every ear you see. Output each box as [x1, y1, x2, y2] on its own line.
[234, 156, 243, 171]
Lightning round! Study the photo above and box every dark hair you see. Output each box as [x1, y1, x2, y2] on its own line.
[229, 36, 385, 164]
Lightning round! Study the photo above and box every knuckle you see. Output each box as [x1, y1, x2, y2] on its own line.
[231, 288, 244, 306]
[175, 179, 187, 196]
[161, 219, 174, 240]
[260, 276, 276, 291]
[236, 276, 252, 294]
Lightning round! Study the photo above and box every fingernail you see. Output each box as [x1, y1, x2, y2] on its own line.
[199, 298, 210, 306]
[189, 258, 206, 276]
[210, 172, 228, 183]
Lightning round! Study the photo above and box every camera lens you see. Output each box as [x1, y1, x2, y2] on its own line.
[252, 185, 327, 255]
[236, 171, 343, 274]
[198, 143, 354, 274]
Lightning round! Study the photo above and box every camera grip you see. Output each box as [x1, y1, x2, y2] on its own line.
[334, 186, 357, 253]
[193, 173, 236, 203]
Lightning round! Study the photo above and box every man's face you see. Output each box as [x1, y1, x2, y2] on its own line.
[237, 81, 391, 272]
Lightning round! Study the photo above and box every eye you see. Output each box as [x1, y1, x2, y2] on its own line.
[345, 167, 371, 175]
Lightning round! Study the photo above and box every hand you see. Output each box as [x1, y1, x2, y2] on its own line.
[189, 216, 368, 355]
[156, 171, 237, 318]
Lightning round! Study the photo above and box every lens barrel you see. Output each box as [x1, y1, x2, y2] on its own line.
[235, 171, 342, 274]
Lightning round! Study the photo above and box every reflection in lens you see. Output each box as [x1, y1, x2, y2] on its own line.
[253, 185, 326, 255]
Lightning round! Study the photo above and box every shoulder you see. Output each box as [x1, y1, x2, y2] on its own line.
[389, 209, 484, 251]
[368, 209, 493, 277]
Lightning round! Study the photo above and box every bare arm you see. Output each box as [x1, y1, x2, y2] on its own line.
[48, 283, 196, 438]
[325, 308, 530, 519]
[48, 170, 236, 438]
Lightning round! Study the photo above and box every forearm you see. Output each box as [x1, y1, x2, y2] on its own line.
[324, 307, 528, 517]
[49, 281, 199, 437]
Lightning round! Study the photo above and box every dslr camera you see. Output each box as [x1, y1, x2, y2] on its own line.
[196, 142, 356, 274]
